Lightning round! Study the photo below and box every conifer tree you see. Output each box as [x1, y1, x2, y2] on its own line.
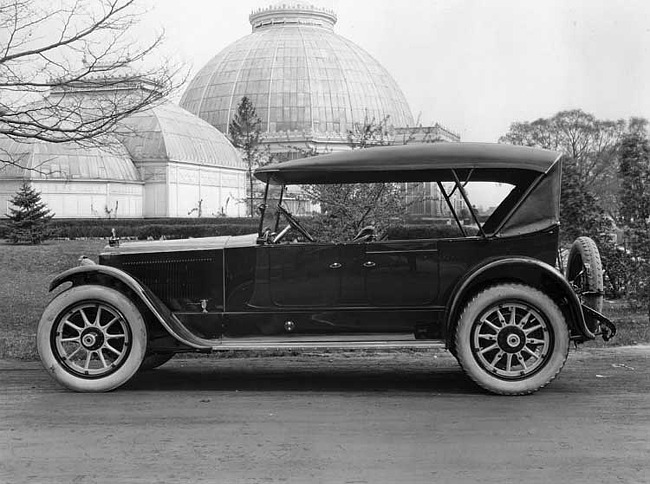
[229, 96, 263, 217]
[6, 183, 54, 244]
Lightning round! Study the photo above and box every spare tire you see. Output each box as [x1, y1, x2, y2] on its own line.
[566, 236, 604, 312]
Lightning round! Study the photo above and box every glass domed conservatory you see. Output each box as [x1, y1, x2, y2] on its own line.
[181, 3, 460, 217]
[117, 101, 247, 218]
[0, 137, 144, 218]
[180, 3, 442, 154]
[0, 4, 459, 220]
[0, 78, 247, 218]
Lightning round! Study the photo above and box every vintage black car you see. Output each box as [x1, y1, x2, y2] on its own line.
[37, 143, 616, 395]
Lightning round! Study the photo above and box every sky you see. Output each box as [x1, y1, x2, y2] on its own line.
[142, 0, 650, 143]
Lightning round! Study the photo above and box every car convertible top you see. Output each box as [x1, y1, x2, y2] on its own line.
[254, 142, 561, 185]
[255, 142, 563, 238]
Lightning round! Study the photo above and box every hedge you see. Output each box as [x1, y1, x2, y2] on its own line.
[45, 217, 257, 228]
[0, 218, 259, 240]
[0, 218, 475, 241]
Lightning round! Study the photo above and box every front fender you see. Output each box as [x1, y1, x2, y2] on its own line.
[50, 265, 208, 350]
[51, 265, 140, 293]
[445, 257, 594, 346]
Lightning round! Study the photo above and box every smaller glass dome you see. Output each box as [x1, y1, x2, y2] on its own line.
[0, 136, 140, 181]
[117, 102, 245, 170]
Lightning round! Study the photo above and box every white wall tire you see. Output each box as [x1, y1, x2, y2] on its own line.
[37, 285, 147, 392]
[455, 283, 569, 395]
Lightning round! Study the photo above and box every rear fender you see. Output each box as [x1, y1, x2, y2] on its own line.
[50, 265, 205, 350]
[445, 257, 594, 348]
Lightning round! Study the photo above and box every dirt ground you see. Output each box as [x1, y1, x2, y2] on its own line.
[1, 346, 649, 484]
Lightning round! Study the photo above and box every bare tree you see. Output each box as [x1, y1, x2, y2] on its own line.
[299, 116, 410, 242]
[0, 0, 179, 167]
[499, 109, 632, 230]
[499, 110, 625, 199]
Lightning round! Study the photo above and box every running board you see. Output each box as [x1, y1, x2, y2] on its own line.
[164, 315, 445, 351]
[213, 339, 446, 351]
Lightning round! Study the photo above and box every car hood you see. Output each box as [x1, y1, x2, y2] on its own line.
[100, 233, 259, 256]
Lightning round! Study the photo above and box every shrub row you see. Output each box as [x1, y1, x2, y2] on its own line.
[0, 219, 259, 240]
[49, 217, 256, 228]
[54, 223, 259, 240]
[0, 218, 472, 241]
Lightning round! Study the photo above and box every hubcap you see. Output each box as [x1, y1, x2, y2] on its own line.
[52, 302, 131, 378]
[506, 333, 521, 348]
[80, 328, 105, 351]
[471, 302, 552, 380]
[82, 334, 96, 347]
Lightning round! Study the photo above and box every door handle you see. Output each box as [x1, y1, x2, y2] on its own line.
[363, 261, 376, 268]
[329, 262, 342, 269]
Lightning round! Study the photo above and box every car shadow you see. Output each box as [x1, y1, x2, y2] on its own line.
[123, 357, 481, 394]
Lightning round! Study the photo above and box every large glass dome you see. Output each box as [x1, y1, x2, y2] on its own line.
[180, 3, 415, 137]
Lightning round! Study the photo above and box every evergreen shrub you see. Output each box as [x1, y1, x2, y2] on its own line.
[5, 183, 54, 244]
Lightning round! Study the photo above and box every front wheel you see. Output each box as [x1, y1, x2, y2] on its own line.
[37, 285, 147, 392]
[455, 283, 569, 395]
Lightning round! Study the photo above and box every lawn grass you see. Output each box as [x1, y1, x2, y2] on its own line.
[0, 239, 107, 359]
[583, 299, 650, 348]
[0, 239, 648, 359]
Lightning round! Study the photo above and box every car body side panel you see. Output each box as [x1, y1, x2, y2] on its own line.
[267, 244, 341, 307]
[79, 224, 589, 345]
[364, 240, 439, 306]
[226, 243, 428, 335]
[436, 227, 559, 304]
[220, 309, 444, 339]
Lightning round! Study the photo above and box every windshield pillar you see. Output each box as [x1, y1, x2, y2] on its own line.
[451, 170, 486, 238]
[437, 181, 466, 237]
[257, 182, 270, 237]
[273, 185, 286, 232]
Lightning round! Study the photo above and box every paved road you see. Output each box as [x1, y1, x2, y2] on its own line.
[1, 347, 649, 484]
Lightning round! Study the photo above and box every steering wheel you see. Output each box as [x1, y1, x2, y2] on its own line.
[352, 226, 376, 243]
[273, 204, 315, 243]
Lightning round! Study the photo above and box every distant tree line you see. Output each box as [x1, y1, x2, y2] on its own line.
[500, 110, 650, 311]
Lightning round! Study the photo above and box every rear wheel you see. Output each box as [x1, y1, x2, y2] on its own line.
[37, 285, 147, 392]
[566, 236, 604, 312]
[455, 283, 569, 395]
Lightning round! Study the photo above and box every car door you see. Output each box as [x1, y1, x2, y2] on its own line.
[335, 243, 367, 307]
[363, 240, 439, 306]
[267, 243, 340, 307]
